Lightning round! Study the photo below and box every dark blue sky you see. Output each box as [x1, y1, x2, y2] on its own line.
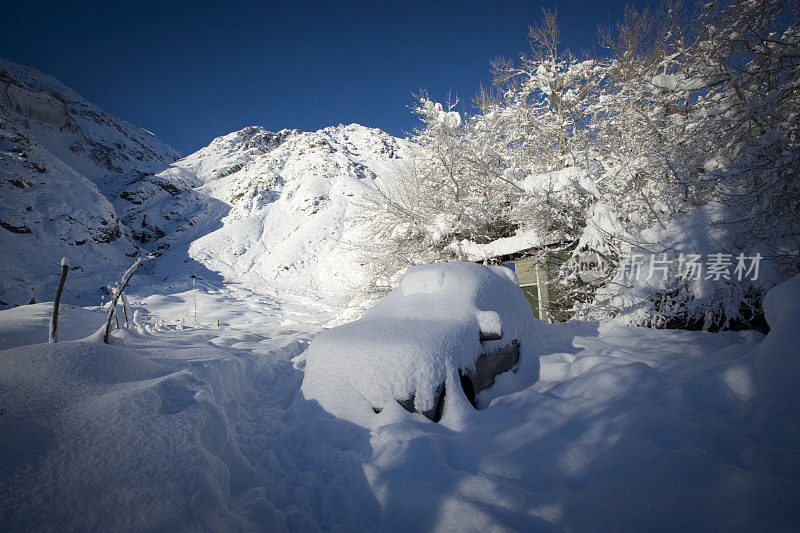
[2, 0, 653, 154]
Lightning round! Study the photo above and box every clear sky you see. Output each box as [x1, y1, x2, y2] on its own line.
[2, 0, 654, 154]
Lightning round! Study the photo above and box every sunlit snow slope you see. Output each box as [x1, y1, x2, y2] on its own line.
[160, 124, 406, 312]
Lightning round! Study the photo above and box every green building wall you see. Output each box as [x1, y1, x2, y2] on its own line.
[507, 250, 570, 322]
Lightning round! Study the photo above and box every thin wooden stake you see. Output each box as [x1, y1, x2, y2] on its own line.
[49, 257, 69, 343]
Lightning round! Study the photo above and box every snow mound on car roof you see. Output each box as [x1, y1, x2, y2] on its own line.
[300, 262, 539, 427]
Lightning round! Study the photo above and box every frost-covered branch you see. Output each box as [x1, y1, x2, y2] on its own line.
[103, 257, 145, 344]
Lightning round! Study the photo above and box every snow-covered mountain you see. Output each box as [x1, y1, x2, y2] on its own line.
[141, 124, 406, 316]
[0, 58, 181, 306]
[0, 58, 406, 313]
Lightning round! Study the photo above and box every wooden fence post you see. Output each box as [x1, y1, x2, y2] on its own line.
[49, 257, 69, 343]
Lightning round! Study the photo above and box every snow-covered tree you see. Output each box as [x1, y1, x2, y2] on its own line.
[358, 0, 799, 331]
[356, 93, 524, 299]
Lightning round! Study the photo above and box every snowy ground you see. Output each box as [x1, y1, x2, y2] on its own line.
[2, 274, 800, 531]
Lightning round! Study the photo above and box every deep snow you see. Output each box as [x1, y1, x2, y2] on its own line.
[3, 57, 800, 532]
[2, 274, 800, 531]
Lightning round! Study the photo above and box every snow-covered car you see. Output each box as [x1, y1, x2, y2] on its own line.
[301, 262, 538, 426]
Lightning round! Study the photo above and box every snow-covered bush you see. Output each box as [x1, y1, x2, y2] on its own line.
[570, 0, 800, 329]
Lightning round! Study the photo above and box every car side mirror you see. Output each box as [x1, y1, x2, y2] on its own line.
[479, 330, 503, 342]
[476, 310, 503, 342]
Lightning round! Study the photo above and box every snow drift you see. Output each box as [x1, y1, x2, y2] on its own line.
[2, 271, 800, 530]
